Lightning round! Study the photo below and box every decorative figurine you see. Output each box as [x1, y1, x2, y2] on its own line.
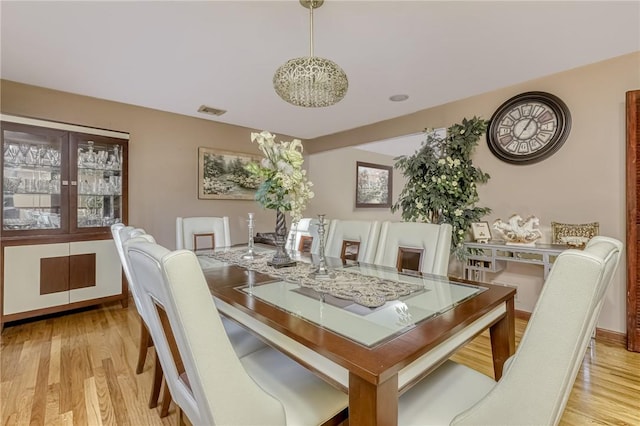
[492, 214, 543, 246]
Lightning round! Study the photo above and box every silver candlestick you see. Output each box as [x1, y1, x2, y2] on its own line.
[246, 269, 256, 295]
[242, 212, 256, 260]
[311, 214, 334, 279]
[289, 220, 299, 254]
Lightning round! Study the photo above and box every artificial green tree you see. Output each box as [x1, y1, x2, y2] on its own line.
[392, 116, 491, 259]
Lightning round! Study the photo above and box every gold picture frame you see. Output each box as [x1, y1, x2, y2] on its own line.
[197, 147, 263, 200]
[551, 221, 599, 248]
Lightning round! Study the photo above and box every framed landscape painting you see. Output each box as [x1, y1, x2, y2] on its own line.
[355, 161, 393, 208]
[198, 147, 262, 200]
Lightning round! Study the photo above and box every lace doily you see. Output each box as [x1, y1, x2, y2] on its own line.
[208, 249, 422, 308]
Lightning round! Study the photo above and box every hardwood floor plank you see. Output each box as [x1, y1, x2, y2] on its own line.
[1, 379, 19, 425]
[59, 314, 92, 426]
[48, 333, 61, 386]
[10, 339, 40, 425]
[91, 366, 117, 426]
[57, 332, 74, 416]
[0, 380, 10, 423]
[29, 336, 52, 425]
[102, 357, 130, 426]
[44, 383, 61, 426]
[60, 410, 73, 426]
[1, 301, 639, 425]
[83, 376, 103, 426]
[1, 332, 23, 382]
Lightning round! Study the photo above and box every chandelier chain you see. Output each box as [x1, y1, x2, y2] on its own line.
[309, 3, 314, 57]
[273, 0, 348, 108]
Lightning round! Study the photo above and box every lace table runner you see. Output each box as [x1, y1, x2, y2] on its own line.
[208, 249, 422, 308]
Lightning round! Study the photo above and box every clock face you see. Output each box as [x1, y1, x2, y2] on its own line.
[487, 92, 571, 164]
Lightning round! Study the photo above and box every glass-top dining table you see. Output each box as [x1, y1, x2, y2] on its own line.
[197, 246, 516, 426]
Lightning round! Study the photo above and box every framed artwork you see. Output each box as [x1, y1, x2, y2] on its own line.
[471, 221, 492, 242]
[551, 221, 599, 248]
[198, 147, 262, 200]
[355, 161, 393, 208]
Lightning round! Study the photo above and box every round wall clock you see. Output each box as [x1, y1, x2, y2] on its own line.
[487, 91, 571, 165]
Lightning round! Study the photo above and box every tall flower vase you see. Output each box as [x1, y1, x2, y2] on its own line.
[267, 209, 296, 268]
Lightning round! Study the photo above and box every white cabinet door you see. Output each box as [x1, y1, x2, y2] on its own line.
[69, 240, 121, 303]
[3, 243, 70, 315]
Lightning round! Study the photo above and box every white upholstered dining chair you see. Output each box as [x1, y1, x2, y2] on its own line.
[398, 236, 622, 426]
[118, 227, 266, 415]
[286, 217, 323, 254]
[373, 221, 452, 275]
[323, 219, 381, 263]
[111, 225, 156, 374]
[286, 217, 308, 251]
[126, 240, 348, 425]
[113, 225, 179, 411]
[176, 216, 231, 251]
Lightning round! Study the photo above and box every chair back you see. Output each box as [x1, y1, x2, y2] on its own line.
[324, 219, 381, 263]
[307, 218, 324, 255]
[285, 217, 313, 251]
[452, 236, 622, 426]
[373, 221, 452, 275]
[129, 241, 286, 425]
[176, 216, 231, 250]
[290, 218, 323, 255]
[125, 240, 204, 424]
[111, 223, 155, 316]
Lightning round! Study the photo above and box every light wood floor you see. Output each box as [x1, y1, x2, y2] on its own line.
[1, 301, 639, 425]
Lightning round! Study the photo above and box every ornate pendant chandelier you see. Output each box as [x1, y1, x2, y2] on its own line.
[273, 0, 348, 108]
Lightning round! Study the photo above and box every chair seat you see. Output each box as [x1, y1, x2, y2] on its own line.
[240, 347, 348, 426]
[398, 360, 495, 426]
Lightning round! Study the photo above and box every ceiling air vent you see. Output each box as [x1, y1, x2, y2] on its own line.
[197, 105, 227, 116]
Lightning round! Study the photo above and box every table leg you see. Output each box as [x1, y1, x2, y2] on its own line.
[489, 297, 516, 380]
[348, 373, 398, 426]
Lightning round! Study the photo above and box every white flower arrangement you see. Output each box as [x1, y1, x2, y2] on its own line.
[246, 131, 314, 222]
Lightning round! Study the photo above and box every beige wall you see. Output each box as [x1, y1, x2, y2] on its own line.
[0, 80, 297, 248]
[306, 52, 640, 334]
[2, 52, 638, 333]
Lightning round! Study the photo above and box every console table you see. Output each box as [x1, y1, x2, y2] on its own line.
[463, 241, 568, 281]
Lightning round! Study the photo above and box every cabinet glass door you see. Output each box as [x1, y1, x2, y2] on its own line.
[2, 124, 68, 232]
[73, 134, 124, 230]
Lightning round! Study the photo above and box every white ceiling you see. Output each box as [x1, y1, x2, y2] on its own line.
[1, 1, 639, 141]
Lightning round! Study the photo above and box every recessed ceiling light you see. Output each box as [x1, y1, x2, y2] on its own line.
[389, 94, 409, 102]
[197, 105, 227, 116]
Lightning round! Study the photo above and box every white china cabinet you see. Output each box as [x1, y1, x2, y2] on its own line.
[1, 115, 128, 327]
